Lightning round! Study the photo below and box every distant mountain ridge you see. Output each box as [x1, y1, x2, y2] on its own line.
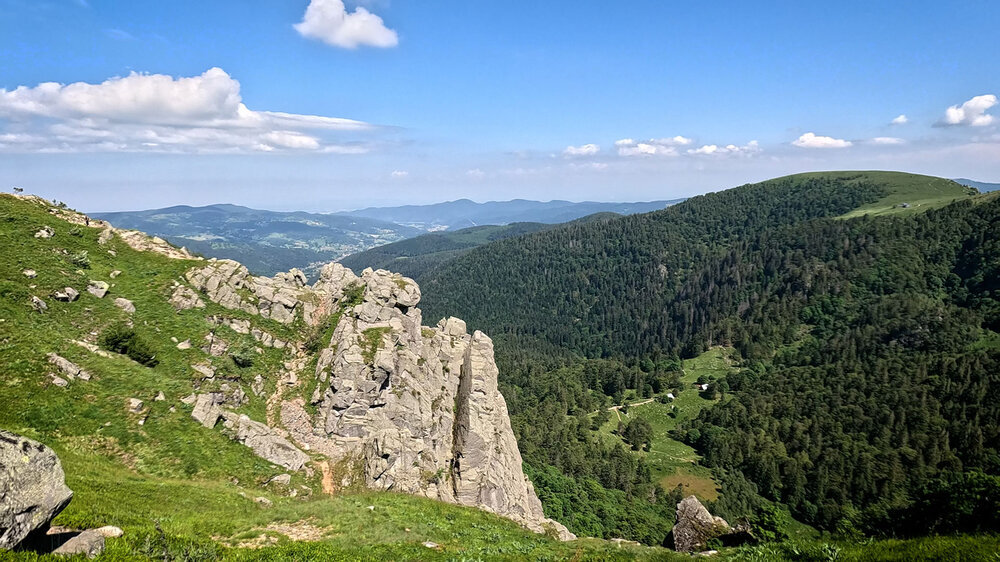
[93, 198, 685, 276]
[336, 198, 684, 230]
[954, 178, 1000, 192]
[93, 204, 420, 277]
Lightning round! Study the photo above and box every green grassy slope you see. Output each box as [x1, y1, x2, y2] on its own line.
[804, 171, 978, 218]
[592, 348, 735, 502]
[0, 194, 674, 560]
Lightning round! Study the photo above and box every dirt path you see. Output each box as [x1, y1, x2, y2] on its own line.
[592, 397, 657, 418]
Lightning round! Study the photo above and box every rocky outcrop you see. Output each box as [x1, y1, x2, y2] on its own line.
[0, 430, 74, 550]
[185, 261, 360, 326]
[168, 283, 204, 310]
[51, 529, 104, 558]
[277, 267, 572, 540]
[672, 495, 730, 553]
[219, 413, 309, 471]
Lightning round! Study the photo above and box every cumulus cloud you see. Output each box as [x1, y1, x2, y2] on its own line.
[870, 136, 905, 145]
[938, 94, 997, 127]
[390, 170, 408, 178]
[687, 140, 761, 156]
[616, 136, 692, 156]
[792, 132, 853, 148]
[0, 68, 373, 154]
[563, 143, 600, 157]
[891, 114, 908, 125]
[294, 0, 398, 49]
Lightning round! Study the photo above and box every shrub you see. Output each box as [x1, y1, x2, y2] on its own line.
[99, 323, 158, 367]
[230, 345, 255, 368]
[69, 250, 90, 268]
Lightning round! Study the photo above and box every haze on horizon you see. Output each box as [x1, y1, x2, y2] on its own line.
[0, 0, 998, 212]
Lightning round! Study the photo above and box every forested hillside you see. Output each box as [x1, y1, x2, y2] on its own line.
[413, 172, 997, 541]
[340, 222, 552, 280]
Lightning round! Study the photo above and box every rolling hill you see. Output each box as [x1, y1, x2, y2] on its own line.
[409, 171, 999, 539]
[954, 178, 1000, 192]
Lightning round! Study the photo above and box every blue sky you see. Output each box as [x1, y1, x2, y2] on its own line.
[0, 0, 998, 211]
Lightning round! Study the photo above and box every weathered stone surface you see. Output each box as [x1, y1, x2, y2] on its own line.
[53, 288, 79, 302]
[113, 298, 135, 313]
[278, 267, 573, 540]
[52, 529, 104, 558]
[93, 526, 123, 538]
[86, 281, 109, 298]
[34, 226, 54, 239]
[127, 398, 144, 413]
[221, 413, 309, 471]
[169, 284, 205, 310]
[47, 353, 91, 381]
[176, 339, 191, 350]
[30, 296, 47, 313]
[0, 430, 74, 550]
[49, 374, 69, 387]
[672, 495, 730, 553]
[191, 393, 224, 428]
[22, 269, 36, 278]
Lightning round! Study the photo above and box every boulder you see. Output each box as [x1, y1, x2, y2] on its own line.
[53, 288, 79, 302]
[672, 495, 730, 553]
[46, 353, 91, 381]
[49, 374, 69, 387]
[22, 269, 36, 278]
[191, 393, 224, 428]
[52, 529, 104, 558]
[34, 226, 54, 239]
[113, 298, 135, 313]
[86, 281, 109, 299]
[127, 398, 144, 413]
[109, 270, 121, 279]
[30, 296, 47, 313]
[0, 430, 74, 550]
[176, 339, 191, 350]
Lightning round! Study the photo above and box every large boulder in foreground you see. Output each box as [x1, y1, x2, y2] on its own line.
[672, 495, 730, 552]
[0, 430, 74, 550]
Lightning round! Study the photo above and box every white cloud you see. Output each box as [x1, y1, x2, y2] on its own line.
[891, 114, 908, 125]
[938, 94, 997, 127]
[616, 136, 692, 156]
[0, 68, 374, 154]
[466, 168, 485, 178]
[294, 0, 398, 49]
[870, 136, 905, 145]
[563, 143, 600, 157]
[391, 170, 409, 178]
[792, 132, 853, 148]
[687, 140, 761, 156]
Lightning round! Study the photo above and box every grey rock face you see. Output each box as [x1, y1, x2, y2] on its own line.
[46, 354, 91, 381]
[280, 268, 574, 540]
[30, 296, 47, 313]
[52, 529, 104, 558]
[0, 430, 74, 550]
[185, 260, 361, 326]
[220, 413, 309, 471]
[188, 261, 572, 539]
[672, 495, 730, 553]
[53, 288, 79, 302]
[168, 284, 204, 310]
[34, 226, 54, 239]
[190, 393, 224, 428]
[86, 281, 109, 299]
[113, 298, 135, 313]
